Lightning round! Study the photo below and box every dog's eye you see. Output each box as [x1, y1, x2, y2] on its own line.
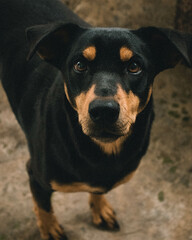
[74, 61, 87, 73]
[127, 61, 142, 74]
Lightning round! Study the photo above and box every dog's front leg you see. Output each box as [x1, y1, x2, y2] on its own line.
[89, 193, 120, 231]
[28, 175, 67, 240]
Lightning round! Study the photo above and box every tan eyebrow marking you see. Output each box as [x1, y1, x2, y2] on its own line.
[120, 47, 133, 62]
[83, 46, 96, 61]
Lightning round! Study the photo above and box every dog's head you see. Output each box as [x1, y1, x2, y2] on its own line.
[26, 23, 192, 151]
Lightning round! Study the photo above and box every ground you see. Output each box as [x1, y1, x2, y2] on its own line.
[0, 1, 192, 240]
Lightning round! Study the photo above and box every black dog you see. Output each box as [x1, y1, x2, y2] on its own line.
[0, 0, 191, 239]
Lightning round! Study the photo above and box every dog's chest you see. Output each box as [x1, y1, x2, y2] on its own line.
[50, 170, 135, 194]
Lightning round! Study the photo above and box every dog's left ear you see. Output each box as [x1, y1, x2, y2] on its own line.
[133, 27, 192, 71]
[26, 22, 86, 68]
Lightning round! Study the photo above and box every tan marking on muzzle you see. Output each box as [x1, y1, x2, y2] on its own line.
[75, 84, 151, 156]
[120, 47, 133, 62]
[83, 46, 96, 61]
[93, 85, 140, 155]
[75, 84, 96, 133]
[115, 85, 140, 127]
[51, 181, 105, 193]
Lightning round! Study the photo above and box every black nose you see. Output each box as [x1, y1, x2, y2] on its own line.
[89, 99, 120, 125]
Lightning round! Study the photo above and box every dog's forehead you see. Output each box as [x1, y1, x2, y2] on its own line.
[83, 27, 134, 40]
[75, 27, 143, 56]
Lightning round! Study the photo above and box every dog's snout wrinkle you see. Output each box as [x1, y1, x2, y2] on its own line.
[93, 72, 118, 97]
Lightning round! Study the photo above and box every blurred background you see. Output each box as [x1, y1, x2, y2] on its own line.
[0, 0, 191, 240]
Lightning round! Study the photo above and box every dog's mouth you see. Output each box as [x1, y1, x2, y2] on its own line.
[85, 123, 131, 143]
[90, 130, 122, 142]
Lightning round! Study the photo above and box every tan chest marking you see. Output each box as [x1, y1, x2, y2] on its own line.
[51, 181, 105, 194]
[83, 46, 96, 61]
[120, 47, 133, 62]
[51, 171, 135, 194]
[93, 135, 127, 155]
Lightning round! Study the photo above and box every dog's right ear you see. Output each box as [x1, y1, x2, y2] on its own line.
[26, 22, 86, 68]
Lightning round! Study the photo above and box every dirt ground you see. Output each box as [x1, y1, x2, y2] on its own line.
[0, 1, 192, 240]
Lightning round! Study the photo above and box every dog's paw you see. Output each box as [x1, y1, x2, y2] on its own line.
[33, 201, 68, 240]
[46, 225, 68, 240]
[89, 195, 120, 231]
[97, 214, 120, 231]
[35, 209, 67, 240]
[40, 224, 68, 240]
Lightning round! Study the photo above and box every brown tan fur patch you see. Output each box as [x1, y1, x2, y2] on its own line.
[115, 85, 140, 126]
[75, 84, 96, 135]
[75, 84, 151, 156]
[51, 181, 105, 193]
[93, 136, 127, 155]
[120, 47, 133, 62]
[93, 85, 140, 155]
[89, 194, 117, 228]
[33, 199, 65, 240]
[64, 83, 77, 110]
[83, 46, 96, 61]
